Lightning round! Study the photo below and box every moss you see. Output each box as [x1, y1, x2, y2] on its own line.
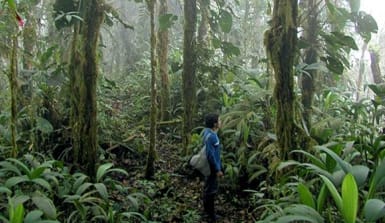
[69, 0, 105, 178]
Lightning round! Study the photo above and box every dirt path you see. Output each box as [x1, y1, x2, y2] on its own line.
[120, 141, 254, 222]
[152, 144, 253, 223]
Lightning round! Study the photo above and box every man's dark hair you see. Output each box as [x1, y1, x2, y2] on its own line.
[205, 113, 219, 128]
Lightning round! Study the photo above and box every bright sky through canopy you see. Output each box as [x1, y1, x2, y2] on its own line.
[361, 0, 385, 29]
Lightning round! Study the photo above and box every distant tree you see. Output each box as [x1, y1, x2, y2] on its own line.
[182, 0, 197, 155]
[369, 49, 383, 84]
[300, 0, 319, 131]
[158, 0, 170, 121]
[145, 0, 158, 179]
[69, 0, 105, 177]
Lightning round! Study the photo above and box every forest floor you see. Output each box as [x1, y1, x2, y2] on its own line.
[115, 139, 255, 223]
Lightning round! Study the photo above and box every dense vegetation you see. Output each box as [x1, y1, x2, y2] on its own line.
[0, 0, 385, 222]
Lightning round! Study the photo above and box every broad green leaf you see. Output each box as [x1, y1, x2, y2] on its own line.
[368, 83, 385, 97]
[316, 184, 328, 213]
[0, 186, 12, 195]
[63, 195, 81, 203]
[5, 176, 29, 188]
[32, 196, 57, 219]
[10, 203, 24, 223]
[12, 195, 30, 206]
[76, 182, 93, 195]
[341, 35, 358, 50]
[368, 158, 385, 198]
[221, 41, 240, 57]
[96, 163, 113, 182]
[302, 163, 334, 182]
[291, 150, 326, 169]
[342, 173, 358, 223]
[73, 174, 88, 190]
[24, 210, 43, 223]
[106, 168, 128, 177]
[7, 158, 30, 175]
[320, 175, 342, 211]
[320, 56, 344, 75]
[0, 161, 22, 175]
[219, 10, 232, 33]
[36, 117, 53, 134]
[29, 167, 47, 179]
[276, 215, 322, 223]
[298, 184, 316, 209]
[317, 146, 352, 173]
[283, 204, 324, 223]
[363, 199, 385, 222]
[32, 178, 52, 191]
[351, 165, 369, 187]
[94, 183, 108, 200]
[7, 0, 17, 11]
[355, 11, 378, 42]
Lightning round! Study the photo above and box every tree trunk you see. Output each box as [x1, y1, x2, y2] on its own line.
[158, 0, 170, 121]
[197, 0, 210, 47]
[264, 0, 298, 159]
[369, 49, 383, 84]
[69, 0, 105, 178]
[301, 0, 319, 131]
[356, 42, 368, 100]
[9, 35, 18, 157]
[182, 0, 197, 155]
[145, 0, 158, 179]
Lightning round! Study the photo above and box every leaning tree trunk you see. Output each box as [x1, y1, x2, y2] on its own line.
[369, 49, 384, 84]
[182, 0, 197, 155]
[145, 0, 158, 179]
[157, 0, 170, 121]
[264, 0, 298, 159]
[301, 0, 319, 131]
[69, 0, 105, 178]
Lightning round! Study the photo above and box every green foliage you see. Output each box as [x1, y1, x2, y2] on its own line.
[0, 154, 148, 222]
[53, 0, 80, 29]
[158, 13, 177, 31]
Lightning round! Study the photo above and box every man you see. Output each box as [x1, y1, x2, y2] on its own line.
[202, 113, 223, 222]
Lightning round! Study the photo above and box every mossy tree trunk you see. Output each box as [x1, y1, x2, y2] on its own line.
[158, 0, 170, 121]
[301, 0, 319, 131]
[197, 0, 210, 47]
[69, 0, 105, 178]
[9, 35, 18, 157]
[145, 0, 158, 179]
[369, 49, 383, 84]
[265, 0, 298, 159]
[182, 0, 197, 155]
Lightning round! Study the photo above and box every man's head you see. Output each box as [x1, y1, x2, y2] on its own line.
[205, 113, 220, 129]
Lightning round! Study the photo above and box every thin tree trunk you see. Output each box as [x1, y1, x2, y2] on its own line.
[9, 35, 18, 157]
[145, 0, 158, 179]
[197, 0, 209, 47]
[369, 49, 383, 84]
[356, 42, 368, 100]
[69, 0, 105, 178]
[182, 0, 197, 155]
[265, 0, 298, 159]
[301, 0, 319, 131]
[158, 0, 170, 121]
